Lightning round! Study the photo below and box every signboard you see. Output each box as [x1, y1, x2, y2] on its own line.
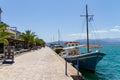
[3, 46, 14, 63]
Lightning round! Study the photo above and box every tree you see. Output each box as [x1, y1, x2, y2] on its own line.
[19, 30, 36, 49]
[34, 37, 45, 47]
[0, 23, 14, 45]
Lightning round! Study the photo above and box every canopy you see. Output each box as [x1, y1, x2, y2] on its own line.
[63, 45, 85, 50]
[63, 45, 101, 50]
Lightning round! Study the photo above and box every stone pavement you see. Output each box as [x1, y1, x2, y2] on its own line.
[0, 47, 74, 80]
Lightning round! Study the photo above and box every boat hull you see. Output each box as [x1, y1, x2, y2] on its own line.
[65, 52, 105, 72]
[54, 48, 63, 54]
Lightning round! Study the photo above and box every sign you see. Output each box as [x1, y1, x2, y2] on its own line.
[3, 46, 14, 63]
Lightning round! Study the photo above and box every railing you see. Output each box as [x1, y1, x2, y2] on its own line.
[65, 58, 80, 76]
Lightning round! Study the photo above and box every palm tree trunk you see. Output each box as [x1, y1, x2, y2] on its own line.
[27, 41, 29, 49]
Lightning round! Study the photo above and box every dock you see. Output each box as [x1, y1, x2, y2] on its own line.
[0, 47, 83, 80]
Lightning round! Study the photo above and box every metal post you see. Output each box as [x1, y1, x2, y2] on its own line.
[14, 27, 17, 39]
[77, 59, 79, 76]
[0, 12, 1, 23]
[10, 27, 17, 39]
[65, 58, 67, 75]
[0, 8, 2, 23]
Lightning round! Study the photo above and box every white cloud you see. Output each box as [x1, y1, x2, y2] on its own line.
[91, 30, 108, 33]
[110, 25, 120, 32]
[69, 33, 86, 37]
[114, 25, 120, 29]
[68, 33, 93, 39]
[68, 33, 81, 40]
[110, 29, 120, 32]
[65, 26, 120, 41]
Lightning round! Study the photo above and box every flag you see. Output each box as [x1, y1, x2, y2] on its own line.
[89, 16, 93, 22]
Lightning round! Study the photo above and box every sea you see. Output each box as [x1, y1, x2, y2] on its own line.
[79, 45, 120, 80]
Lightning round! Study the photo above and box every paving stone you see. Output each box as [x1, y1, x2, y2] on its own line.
[0, 47, 73, 80]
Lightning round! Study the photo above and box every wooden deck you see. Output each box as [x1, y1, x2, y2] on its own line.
[0, 47, 83, 80]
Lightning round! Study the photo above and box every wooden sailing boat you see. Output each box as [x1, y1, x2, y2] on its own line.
[62, 5, 106, 72]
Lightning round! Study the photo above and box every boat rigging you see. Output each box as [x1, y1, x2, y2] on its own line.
[80, 5, 94, 53]
[60, 4, 106, 72]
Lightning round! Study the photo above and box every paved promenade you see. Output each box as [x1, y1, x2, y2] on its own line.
[0, 47, 83, 80]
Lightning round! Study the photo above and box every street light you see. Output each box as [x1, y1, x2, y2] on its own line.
[0, 8, 2, 23]
[10, 27, 17, 39]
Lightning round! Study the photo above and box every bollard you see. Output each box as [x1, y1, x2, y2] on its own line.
[65, 58, 67, 76]
[77, 59, 79, 76]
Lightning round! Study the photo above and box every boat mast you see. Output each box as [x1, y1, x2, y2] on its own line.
[58, 29, 60, 45]
[81, 4, 93, 53]
[86, 5, 89, 53]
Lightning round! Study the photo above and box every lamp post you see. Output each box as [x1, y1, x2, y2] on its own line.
[10, 27, 17, 39]
[0, 8, 2, 23]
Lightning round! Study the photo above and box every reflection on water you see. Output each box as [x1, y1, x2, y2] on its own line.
[78, 45, 120, 80]
[80, 70, 107, 80]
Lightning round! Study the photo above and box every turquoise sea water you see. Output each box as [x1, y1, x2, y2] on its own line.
[79, 45, 120, 80]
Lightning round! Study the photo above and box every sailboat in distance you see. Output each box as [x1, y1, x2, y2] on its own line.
[53, 29, 63, 54]
[61, 5, 106, 72]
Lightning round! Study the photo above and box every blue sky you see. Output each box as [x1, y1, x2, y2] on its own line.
[0, 0, 120, 42]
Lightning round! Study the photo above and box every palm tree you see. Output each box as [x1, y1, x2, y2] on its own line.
[34, 37, 45, 47]
[19, 30, 36, 49]
[0, 23, 14, 45]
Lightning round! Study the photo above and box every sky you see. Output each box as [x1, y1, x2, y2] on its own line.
[0, 0, 120, 42]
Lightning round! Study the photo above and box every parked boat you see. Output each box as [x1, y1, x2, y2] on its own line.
[53, 44, 63, 54]
[61, 42, 105, 71]
[60, 5, 106, 72]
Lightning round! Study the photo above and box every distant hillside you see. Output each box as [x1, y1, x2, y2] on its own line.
[47, 38, 120, 46]
[76, 38, 120, 45]
[47, 41, 66, 46]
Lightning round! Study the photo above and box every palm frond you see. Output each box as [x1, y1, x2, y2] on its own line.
[0, 38, 9, 46]
[0, 32, 15, 39]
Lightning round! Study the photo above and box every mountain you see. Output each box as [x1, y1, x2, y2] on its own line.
[47, 41, 66, 46]
[75, 38, 120, 45]
[47, 38, 120, 46]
